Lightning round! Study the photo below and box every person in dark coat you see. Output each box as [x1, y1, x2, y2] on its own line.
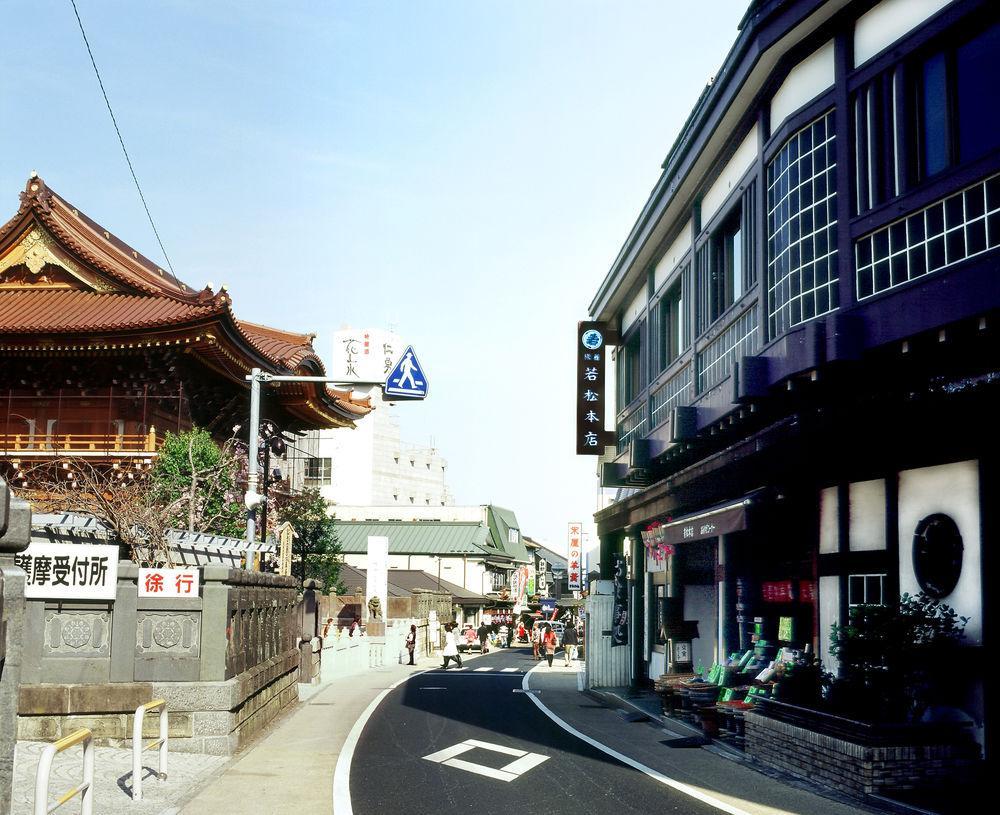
[477, 621, 490, 653]
[562, 623, 579, 666]
[405, 624, 417, 665]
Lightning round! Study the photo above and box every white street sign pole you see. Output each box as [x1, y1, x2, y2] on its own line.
[244, 370, 384, 547]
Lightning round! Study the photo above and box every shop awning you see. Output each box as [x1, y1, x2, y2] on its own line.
[658, 494, 757, 545]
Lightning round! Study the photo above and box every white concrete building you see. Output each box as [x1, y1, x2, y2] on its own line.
[292, 327, 453, 507]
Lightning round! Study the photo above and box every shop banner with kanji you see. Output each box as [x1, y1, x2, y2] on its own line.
[16, 543, 118, 600]
[611, 552, 629, 647]
[138, 567, 201, 598]
[576, 321, 617, 455]
[567, 521, 583, 590]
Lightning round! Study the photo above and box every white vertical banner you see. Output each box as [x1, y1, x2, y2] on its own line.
[366, 536, 389, 620]
[567, 522, 583, 591]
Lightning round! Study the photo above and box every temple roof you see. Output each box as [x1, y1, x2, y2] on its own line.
[0, 174, 371, 428]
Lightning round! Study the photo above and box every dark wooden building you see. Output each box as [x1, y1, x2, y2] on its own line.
[588, 0, 998, 759]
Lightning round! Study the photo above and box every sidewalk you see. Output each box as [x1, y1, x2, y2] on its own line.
[177, 657, 433, 815]
[524, 664, 882, 815]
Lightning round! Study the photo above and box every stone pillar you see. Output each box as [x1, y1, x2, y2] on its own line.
[1, 478, 31, 815]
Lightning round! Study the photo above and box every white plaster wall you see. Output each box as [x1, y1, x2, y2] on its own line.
[897, 461, 982, 645]
[654, 219, 692, 292]
[854, 0, 954, 68]
[770, 39, 835, 132]
[621, 286, 647, 334]
[649, 650, 666, 679]
[819, 486, 839, 554]
[701, 124, 758, 225]
[849, 479, 886, 551]
[818, 575, 840, 673]
[332, 505, 484, 522]
[684, 584, 717, 674]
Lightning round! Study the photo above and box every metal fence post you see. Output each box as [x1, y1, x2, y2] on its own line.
[32, 728, 93, 815]
[132, 699, 168, 801]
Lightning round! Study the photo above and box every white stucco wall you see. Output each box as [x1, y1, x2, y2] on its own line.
[701, 124, 758, 225]
[621, 286, 647, 334]
[819, 486, 839, 554]
[854, 0, 954, 68]
[684, 584, 717, 673]
[897, 460, 982, 646]
[818, 574, 840, 673]
[653, 220, 692, 292]
[849, 479, 886, 551]
[770, 39, 835, 132]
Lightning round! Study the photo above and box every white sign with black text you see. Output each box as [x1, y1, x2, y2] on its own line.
[15, 543, 119, 600]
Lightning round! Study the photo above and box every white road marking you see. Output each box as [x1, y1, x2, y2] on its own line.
[423, 742, 478, 763]
[464, 739, 525, 756]
[473, 667, 493, 672]
[500, 668, 519, 673]
[332, 668, 430, 815]
[422, 738, 549, 783]
[522, 664, 753, 815]
[442, 758, 517, 782]
[419, 687, 447, 691]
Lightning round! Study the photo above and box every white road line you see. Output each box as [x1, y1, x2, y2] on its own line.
[464, 739, 525, 756]
[500, 752, 550, 775]
[332, 668, 428, 815]
[442, 758, 517, 782]
[423, 743, 477, 763]
[473, 667, 493, 672]
[500, 667, 519, 672]
[522, 665, 753, 815]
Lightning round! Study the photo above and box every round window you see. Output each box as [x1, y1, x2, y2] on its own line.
[912, 513, 963, 599]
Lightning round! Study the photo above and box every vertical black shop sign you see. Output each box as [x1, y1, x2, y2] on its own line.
[576, 321, 617, 455]
[611, 552, 629, 647]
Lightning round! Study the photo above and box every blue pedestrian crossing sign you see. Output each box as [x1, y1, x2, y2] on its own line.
[384, 346, 429, 399]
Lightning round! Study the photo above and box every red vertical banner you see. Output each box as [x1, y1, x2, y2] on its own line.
[576, 322, 617, 455]
[567, 522, 583, 591]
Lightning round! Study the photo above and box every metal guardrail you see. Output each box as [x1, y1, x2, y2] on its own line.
[132, 699, 168, 801]
[33, 728, 94, 815]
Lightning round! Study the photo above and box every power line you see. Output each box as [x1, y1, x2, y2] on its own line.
[68, 0, 178, 283]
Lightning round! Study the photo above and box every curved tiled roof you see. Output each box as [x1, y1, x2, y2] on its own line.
[0, 290, 220, 334]
[0, 174, 373, 427]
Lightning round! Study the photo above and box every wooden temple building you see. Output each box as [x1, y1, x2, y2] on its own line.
[0, 173, 371, 485]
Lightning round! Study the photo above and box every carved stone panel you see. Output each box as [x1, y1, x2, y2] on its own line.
[135, 612, 200, 657]
[43, 610, 111, 657]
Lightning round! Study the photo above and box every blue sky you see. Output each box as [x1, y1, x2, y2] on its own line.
[2, 0, 749, 552]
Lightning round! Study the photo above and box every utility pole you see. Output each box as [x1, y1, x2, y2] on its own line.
[244, 370, 381, 547]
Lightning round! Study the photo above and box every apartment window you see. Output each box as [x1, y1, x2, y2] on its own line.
[697, 183, 756, 336]
[304, 457, 331, 486]
[766, 110, 838, 339]
[856, 171, 1000, 298]
[848, 574, 885, 607]
[654, 279, 685, 374]
[617, 327, 644, 407]
[913, 21, 1000, 181]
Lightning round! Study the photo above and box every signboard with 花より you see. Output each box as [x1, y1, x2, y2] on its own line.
[138, 567, 201, 598]
[15, 543, 119, 600]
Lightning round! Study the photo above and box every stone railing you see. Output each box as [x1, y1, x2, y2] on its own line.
[17, 563, 300, 755]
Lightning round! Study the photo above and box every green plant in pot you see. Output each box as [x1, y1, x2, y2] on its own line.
[827, 593, 968, 722]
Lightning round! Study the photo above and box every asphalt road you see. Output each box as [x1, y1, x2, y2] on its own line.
[348, 647, 723, 815]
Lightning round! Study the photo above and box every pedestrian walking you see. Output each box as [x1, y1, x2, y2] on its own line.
[531, 624, 541, 660]
[543, 626, 557, 667]
[477, 621, 490, 654]
[505, 624, 514, 648]
[441, 623, 463, 670]
[562, 623, 578, 666]
[405, 624, 417, 665]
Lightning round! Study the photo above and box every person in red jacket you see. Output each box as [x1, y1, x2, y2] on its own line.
[543, 626, 558, 667]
